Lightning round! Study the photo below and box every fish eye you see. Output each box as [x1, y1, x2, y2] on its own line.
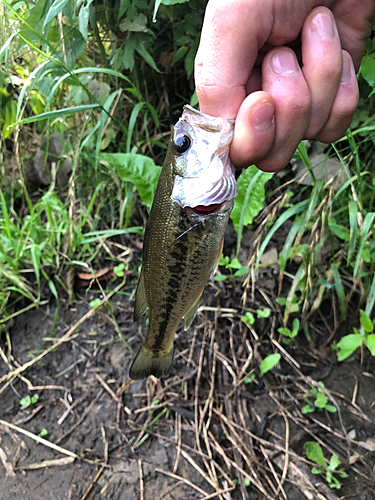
[174, 134, 192, 154]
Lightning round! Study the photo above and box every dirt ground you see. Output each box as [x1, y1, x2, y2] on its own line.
[1, 249, 375, 500]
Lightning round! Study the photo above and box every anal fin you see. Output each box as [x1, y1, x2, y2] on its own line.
[134, 272, 148, 321]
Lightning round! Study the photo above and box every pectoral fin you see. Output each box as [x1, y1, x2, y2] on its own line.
[212, 235, 224, 276]
[134, 272, 148, 321]
[183, 293, 202, 331]
[172, 223, 209, 257]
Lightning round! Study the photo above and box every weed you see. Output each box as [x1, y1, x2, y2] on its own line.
[301, 382, 337, 414]
[304, 441, 348, 489]
[19, 394, 39, 408]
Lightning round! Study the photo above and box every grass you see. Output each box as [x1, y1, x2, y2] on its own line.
[1, 2, 375, 498]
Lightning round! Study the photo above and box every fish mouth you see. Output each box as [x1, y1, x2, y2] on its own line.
[187, 202, 225, 216]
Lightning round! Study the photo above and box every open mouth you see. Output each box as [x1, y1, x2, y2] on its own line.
[188, 203, 223, 216]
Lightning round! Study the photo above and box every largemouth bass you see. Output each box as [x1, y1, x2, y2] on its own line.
[129, 105, 238, 380]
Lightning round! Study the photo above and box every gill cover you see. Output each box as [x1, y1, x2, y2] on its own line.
[171, 105, 238, 209]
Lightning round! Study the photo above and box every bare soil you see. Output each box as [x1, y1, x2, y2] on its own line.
[1, 261, 375, 500]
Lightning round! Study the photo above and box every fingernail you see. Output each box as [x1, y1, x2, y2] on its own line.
[271, 51, 298, 75]
[251, 101, 274, 131]
[341, 53, 352, 83]
[311, 13, 335, 39]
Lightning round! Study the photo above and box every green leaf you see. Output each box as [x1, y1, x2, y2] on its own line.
[301, 405, 315, 414]
[153, 0, 190, 21]
[360, 310, 373, 333]
[241, 312, 255, 325]
[331, 264, 346, 320]
[260, 353, 280, 376]
[336, 334, 363, 361]
[226, 258, 242, 269]
[256, 308, 271, 318]
[353, 212, 375, 279]
[304, 442, 327, 468]
[89, 298, 102, 308]
[328, 222, 350, 242]
[44, 0, 69, 25]
[234, 266, 248, 277]
[214, 274, 227, 281]
[348, 200, 358, 264]
[278, 327, 292, 337]
[325, 405, 337, 413]
[365, 334, 375, 356]
[99, 153, 161, 209]
[134, 35, 159, 72]
[231, 166, 273, 251]
[20, 396, 31, 407]
[360, 53, 375, 87]
[31, 394, 39, 404]
[314, 391, 328, 409]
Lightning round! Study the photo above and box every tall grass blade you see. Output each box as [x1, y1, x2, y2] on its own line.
[353, 212, 375, 279]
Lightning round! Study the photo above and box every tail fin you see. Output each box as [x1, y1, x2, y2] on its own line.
[129, 346, 174, 380]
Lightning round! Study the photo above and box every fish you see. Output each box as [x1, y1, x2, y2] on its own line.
[129, 105, 238, 380]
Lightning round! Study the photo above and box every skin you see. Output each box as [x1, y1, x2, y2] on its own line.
[195, 0, 375, 172]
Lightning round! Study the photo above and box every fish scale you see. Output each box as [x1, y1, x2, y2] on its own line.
[129, 106, 237, 379]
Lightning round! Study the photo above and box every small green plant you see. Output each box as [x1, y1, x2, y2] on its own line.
[304, 441, 348, 489]
[20, 394, 39, 408]
[215, 255, 248, 281]
[113, 263, 125, 277]
[244, 373, 257, 384]
[241, 311, 255, 325]
[301, 382, 337, 414]
[260, 353, 281, 376]
[241, 308, 271, 326]
[278, 318, 300, 345]
[336, 310, 375, 361]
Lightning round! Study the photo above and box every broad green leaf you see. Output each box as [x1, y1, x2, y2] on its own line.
[231, 165, 273, 240]
[336, 334, 363, 361]
[153, 0, 190, 21]
[134, 35, 159, 72]
[78, 0, 95, 40]
[227, 258, 242, 269]
[325, 405, 337, 413]
[257, 308, 271, 318]
[99, 153, 161, 209]
[214, 274, 227, 281]
[260, 353, 280, 376]
[241, 312, 255, 325]
[44, 0, 69, 26]
[304, 442, 327, 468]
[328, 222, 350, 242]
[315, 391, 328, 408]
[360, 53, 375, 87]
[301, 405, 315, 414]
[360, 310, 373, 333]
[365, 334, 375, 356]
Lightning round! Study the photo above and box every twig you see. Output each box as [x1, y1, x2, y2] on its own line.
[155, 467, 208, 496]
[0, 280, 125, 390]
[55, 389, 104, 445]
[139, 459, 144, 500]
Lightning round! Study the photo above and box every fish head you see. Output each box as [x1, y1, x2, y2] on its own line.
[170, 105, 238, 215]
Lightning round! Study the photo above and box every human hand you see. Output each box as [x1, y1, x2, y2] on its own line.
[195, 0, 375, 172]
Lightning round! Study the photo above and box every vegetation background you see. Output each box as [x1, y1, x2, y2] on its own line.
[0, 1, 375, 499]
